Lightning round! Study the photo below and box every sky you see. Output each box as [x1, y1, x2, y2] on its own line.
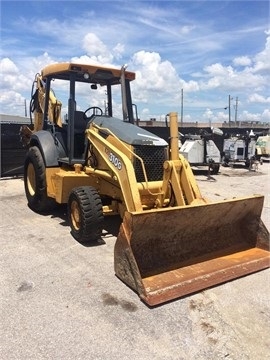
[1, 0, 270, 124]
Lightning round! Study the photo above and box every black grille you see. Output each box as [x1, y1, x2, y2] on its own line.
[133, 145, 167, 182]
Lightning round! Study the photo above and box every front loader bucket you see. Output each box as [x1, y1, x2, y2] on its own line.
[114, 195, 269, 306]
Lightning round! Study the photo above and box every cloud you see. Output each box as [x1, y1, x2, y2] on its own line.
[130, 50, 199, 111]
[0, 58, 19, 74]
[113, 43, 125, 60]
[252, 31, 270, 73]
[261, 108, 270, 121]
[0, 57, 32, 93]
[72, 34, 125, 66]
[82, 33, 113, 64]
[240, 110, 262, 122]
[233, 56, 252, 67]
[179, 25, 196, 35]
[201, 62, 266, 91]
[248, 93, 270, 104]
[0, 90, 26, 112]
[131, 50, 178, 94]
[0, 1, 269, 123]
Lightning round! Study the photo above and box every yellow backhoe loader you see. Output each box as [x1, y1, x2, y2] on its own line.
[21, 62, 269, 306]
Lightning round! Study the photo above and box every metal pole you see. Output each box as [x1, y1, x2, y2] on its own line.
[234, 97, 238, 126]
[180, 88, 183, 127]
[228, 95, 231, 128]
[24, 99, 27, 117]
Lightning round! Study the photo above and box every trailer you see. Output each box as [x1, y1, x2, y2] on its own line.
[222, 131, 257, 167]
[180, 128, 222, 174]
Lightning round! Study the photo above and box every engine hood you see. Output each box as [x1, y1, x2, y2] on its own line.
[91, 116, 168, 147]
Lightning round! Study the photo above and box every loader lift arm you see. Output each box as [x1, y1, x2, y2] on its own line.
[84, 113, 205, 214]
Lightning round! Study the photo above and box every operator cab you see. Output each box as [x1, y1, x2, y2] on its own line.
[39, 63, 136, 165]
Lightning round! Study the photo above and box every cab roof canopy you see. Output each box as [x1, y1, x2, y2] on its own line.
[41, 62, 136, 86]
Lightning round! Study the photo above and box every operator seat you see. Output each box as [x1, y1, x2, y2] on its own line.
[74, 111, 87, 158]
[74, 111, 86, 133]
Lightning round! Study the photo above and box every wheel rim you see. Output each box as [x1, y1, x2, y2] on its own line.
[70, 200, 81, 231]
[27, 163, 36, 196]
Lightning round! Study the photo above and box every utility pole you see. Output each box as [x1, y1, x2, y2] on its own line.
[24, 99, 27, 117]
[180, 88, 183, 127]
[234, 97, 238, 126]
[228, 95, 233, 127]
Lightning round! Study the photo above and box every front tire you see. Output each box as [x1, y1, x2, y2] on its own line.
[68, 186, 104, 243]
[24, 146, 56, 213]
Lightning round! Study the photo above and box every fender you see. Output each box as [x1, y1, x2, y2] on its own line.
[30, 130, 67, 167]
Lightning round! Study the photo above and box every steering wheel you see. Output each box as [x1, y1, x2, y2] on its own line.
[83, 106, 103, 121]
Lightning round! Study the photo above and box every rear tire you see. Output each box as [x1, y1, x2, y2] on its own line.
[68, 186, 104, 243]
[24, 146, 56, 213]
